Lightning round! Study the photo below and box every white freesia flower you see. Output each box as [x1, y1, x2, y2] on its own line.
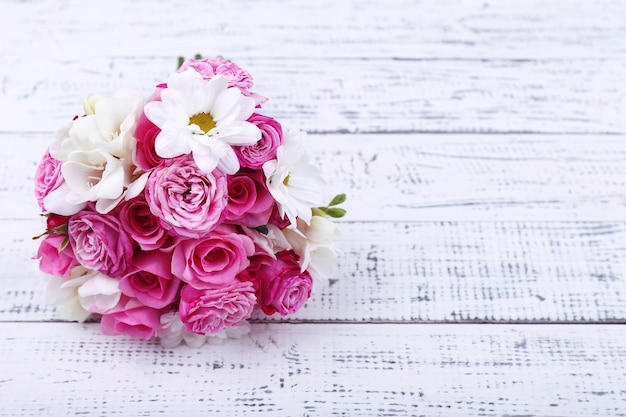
[159, 312, 186, 348]
[263, 129, 325, 227]
[46, 88, 146, 215]
[51, 88, 143, 160]
[46, 266, 92, 322]
[283, 215, 340, 281]
[144, 69, 261, 175]
[76, 271, 122, 314]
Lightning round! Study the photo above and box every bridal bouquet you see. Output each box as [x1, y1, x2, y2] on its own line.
[33, 56, 345, 347]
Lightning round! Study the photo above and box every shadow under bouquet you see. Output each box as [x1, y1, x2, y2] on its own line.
[33, 56, 345, 347]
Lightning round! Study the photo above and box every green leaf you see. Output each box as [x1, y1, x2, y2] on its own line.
[325, 208, 346, 218]
[194, 53, 202, 60]
[58, 237, 70, 253]
[328, 193, 346, 206]
[177, 56, 185, 69]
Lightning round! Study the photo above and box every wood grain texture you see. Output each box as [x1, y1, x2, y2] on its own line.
[2, 0, 625, 60]
[7, 133, 626, 221]
[2, 1, 626, 415]
[1, 322, 625, 417]
[3, 57, 626, 134]
[6, 219, 625, 323]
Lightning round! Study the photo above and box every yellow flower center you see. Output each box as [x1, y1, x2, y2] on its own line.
[283, 174, 290, 186]
[189, 112, 216, 133]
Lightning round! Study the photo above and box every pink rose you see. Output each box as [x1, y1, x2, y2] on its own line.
[36, 233, 79, 277]
[234, 114, 283, 169]
[101, 305, 163, 340]
[171, 226, 254, 289]
[134, 88, 165, 170]
[179, 56, 253, 89]
[249, 250, 313, 316]
[145, 155, 228, 238]
[68, 208, 134, 278]
[119, 251, 181, 309]
[34, 149, 64, 211]
[224, 169, 274, 228]
[178, 57, 267, 106]
[118, 195, 169, 251]
[178, 279, 256, 334]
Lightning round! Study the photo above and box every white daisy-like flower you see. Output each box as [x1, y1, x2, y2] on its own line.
[144, 69, 261, 175]
[263, 128, 325, 226]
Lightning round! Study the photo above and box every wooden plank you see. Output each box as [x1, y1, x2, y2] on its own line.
[8, 133, 626, 221]
[2, 57, 625, 134]
[0, 322, 625, 416]
[6, 219, 626, 323]
[3, 0, 625, 60]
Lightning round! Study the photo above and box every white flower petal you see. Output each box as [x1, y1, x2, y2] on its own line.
[215, 121, 261, 145]
[43, 183, 87, 216]
[77, 273, 122, 314]
[215, 146, 240, 175]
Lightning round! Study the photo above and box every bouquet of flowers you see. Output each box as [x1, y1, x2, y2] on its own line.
[33, 56, 345, 347]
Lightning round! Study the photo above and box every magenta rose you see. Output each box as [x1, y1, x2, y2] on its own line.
[34, 148, 64, 211]
[119, 251, 181, 309]
[36, 233, 79, 277]
[145, 155, 228, 238]
[68, 208, 134, 278]
[224, 169, 274, 227]
[134, 88, 165, 170]
[118, 195, 169, 251]
[101, 305, 163, 340]
[178, 279, 256, 334]
[234, 114, 283, 169]
[249, 250, 313, 316]
[171, 226, 254, 289]
[268, 204, 292, 229]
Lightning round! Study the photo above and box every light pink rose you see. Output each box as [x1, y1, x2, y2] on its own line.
[34, 149, 64, 211]
[118, 195, 169, 251]
[101, 305, 163, 340]
[119, 251, 181, 309]
[224, 169, 274, 228]
[234, 114, 283, 169]
[68, 207, 134, 278]
[178, 279, 256, 334]
[171, 226, 254, 289]
[178, 57, 267, 106]
[249, 250, 313, 316]
[36, 233, 79, 277]
[179, 56, 253, 89]
[134, 88, 165, 170]
[145, 155, 228, 238]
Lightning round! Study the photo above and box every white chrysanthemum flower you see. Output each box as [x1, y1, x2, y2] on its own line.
[263, 129, 325, 227]
[46, 88, 147, 215]
[283, 216, 340, 282]
[144, 69, 261, 175]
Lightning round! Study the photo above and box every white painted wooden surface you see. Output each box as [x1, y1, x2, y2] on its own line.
[1, 0, 626, 415]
